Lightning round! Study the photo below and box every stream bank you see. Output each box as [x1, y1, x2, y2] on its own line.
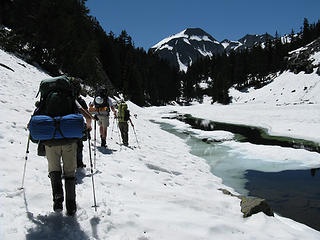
[155, 112, 320, 231]
[176, 114, 320, 153]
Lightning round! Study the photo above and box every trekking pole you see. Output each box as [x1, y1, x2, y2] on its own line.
[116, 122, 122, 145]
[110, 117, 115, 140]
[130, 122, 140, 149]
[19, 134, 31, 190]
[87, 130, 98, 211]
[94, 120, 97, 169]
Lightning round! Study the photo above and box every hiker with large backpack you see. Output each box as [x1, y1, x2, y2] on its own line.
[89, 88, 116, 148]
[28, 75, 93, 216]
[117, 100, 134, 146]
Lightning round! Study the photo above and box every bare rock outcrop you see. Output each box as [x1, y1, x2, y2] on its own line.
[219, 188, 274, 218]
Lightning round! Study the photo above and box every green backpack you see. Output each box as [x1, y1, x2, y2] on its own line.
[35, 75, 77, 117]
[118, 102, 130, 122]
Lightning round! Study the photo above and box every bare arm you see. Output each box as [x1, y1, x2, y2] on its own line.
[111, 105, 117, 117]
[79, 107, 92, 130]
[79, 107, 94, 120]
[76, 100, 93, 130]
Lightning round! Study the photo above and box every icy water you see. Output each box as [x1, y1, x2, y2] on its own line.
[245, 169, 320, 231]
[156, 121, 320, 231]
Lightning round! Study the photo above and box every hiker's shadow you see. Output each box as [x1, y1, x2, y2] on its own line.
[76, 168, 87, 184]
[23, 190, 91, 240]
[76, 167, 102, 185]
[97, 147, 116, 155]
[26, 212, 90, 240]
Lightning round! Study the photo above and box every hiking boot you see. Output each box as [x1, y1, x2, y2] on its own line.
[101, 138, 106, 147]
[49, 171, 64, 212]
[53, 198, 63, 212]
[65, 176, 76, 216]
[66, 200, 77, 216]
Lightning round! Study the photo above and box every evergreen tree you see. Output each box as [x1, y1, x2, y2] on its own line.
[3, 3, 320, 106]
[303, 18, 312, 44]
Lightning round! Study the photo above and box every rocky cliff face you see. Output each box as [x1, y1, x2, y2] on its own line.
[287, 37, 320, 75]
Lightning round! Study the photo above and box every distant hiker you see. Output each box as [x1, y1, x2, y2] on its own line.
[72, 78, 88, 168]
[117, 100, 133, 146]
[28, 75, 93, 216]
[76, 96, 88, 168]
[89, 88, 116, 148]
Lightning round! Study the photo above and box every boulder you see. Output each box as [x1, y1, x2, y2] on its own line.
[219, 188, 274, 218]
[239, 196, 274, 218]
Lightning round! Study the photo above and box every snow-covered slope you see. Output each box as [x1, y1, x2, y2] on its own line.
[1, 49, 320, 239]
[229, 70, 320, 105]
[228, 38, 320, 109]
[174, 67, 320, 144]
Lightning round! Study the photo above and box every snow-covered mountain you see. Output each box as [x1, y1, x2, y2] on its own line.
[150, 28, 224, 72]
[221, 33, 274, 52]
[150, 28, 274, 72]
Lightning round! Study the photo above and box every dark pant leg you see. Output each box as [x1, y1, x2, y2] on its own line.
[76, 140, 84, 167]
[119, 122, 129, 145]
[65, 176, 76, 216]
[49, 171, 64, 211]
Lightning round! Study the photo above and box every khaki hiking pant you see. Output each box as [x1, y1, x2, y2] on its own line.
[45, 142, 77, 177]
[97, 114, 110, 128]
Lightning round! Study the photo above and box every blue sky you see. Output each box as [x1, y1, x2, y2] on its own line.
[85, 0, 320, 51]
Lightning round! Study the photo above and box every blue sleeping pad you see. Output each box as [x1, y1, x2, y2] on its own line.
[29, 114, 85, 140]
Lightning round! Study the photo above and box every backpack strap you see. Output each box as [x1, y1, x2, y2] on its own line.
[52, 117, 66, 139]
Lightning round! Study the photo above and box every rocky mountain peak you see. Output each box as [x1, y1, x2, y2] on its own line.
[151, 28, 275, 72]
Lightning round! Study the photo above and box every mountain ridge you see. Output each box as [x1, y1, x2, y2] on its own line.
[150, 28, 274, 71]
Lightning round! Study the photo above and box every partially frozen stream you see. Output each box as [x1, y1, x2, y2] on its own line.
[154, 118, 320, 231]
